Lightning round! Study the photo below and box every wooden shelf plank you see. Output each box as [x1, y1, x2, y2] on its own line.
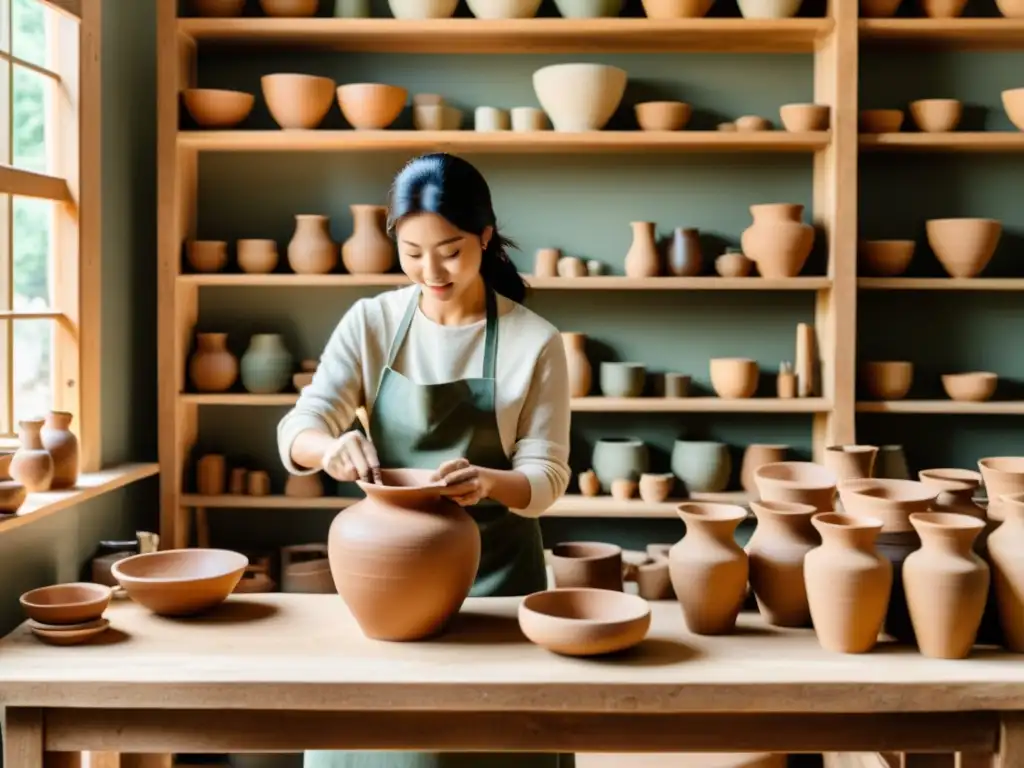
[182, 393, 298, 406]
[860, 132, 1024, 152]
[177, 17, 834, 54]
[176, 130, 831, 154]
[178, 274, 831, 290]
[857, 400, 1024, 414]
[859, 18, 1024, 49]
[858, 277, 1024, 290]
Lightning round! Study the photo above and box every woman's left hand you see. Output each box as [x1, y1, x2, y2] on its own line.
[433, 458, 491, 506]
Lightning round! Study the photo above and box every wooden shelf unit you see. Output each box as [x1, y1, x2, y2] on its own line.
[858, 278, 1024, 291]
[857, 401, 1024, 415]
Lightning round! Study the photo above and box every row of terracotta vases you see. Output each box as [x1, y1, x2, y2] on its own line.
[188, 333, 319, 394]
[0, 413, 80, 515]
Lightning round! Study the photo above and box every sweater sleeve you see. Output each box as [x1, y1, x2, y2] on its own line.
[507, 331, 572, 517]
[276, 301, 367, 475]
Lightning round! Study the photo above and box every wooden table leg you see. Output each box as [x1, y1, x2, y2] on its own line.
[4, 707, 43, 768]
[996, 714, 1024, 768]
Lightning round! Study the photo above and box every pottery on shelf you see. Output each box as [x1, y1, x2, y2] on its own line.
[112, 549, 248, 616]
[735, 115, 771, 132]
[941, 371, 997, 402]
[281, 544, 333, 594]
[259, 0, 319, 15]
[335, 0, 371, 15]
[909, 99, 963, 132]
[40, 411, 79, 489]
[10, 419, 54, 493]
[860, 360, 913, 400]
[919, 0, 967, 16]
[663, 373, 690, 397]
[624, 221, 661, 277]
[182, 89, 254, 129]
[288, 214, 338, 275]
[186, 241, 228, 273]
[466, 0, 543, 16]
[666, 227, 702, 276]
[737, 0, 803, 18]
[804, 513, 892, 653]
[549, 541, 623, 591]
[747, 500, 819, 627]
[860, 0, 902, 14]
[532, 63, 627, 132]
[342, 205, 395, 274]
[195, 0, 246, 15]
[639, 472, 674, 503]
[859, 109, 904, 133]
[754, 461, 837, 513]
[248, 470, 271, 496]
[669, 502, 749, 635]
[740, 203, 814, 279]
[557, 256, 586, 277]
[996, 0, 1024, 13]
[578, 469, 600, 497]
[709, 357, 758, 399]
[670, 440, 731, 494]
[591, 438, 649, 492]
[534, 248, 560, 277]
[240, 334, 293, 395]
[561, 333, 592, 398]
[1004, 88, 1024, 130]
[740, 444, 789, 495]
[925, 218, 1002, 278]
[858, 240, 915, 277]
[641, 0, 714, 16]
[329, 468, 481, 641]
[0, 481, 26, 514]
[918, 468, 983, 521]
[779, 104, 830, 132]
[188, 333, 238, 392]
[388, 0, 459, 17]
[196, 454, 226, 496]
[777, 364, 796, 399]
[337, 83, 407, 130]
[986, 493, 1024, 652]
[823, 445, 878, 482]
[261, 74, 336, 130]
[237, 239, 279, 274]
[635, 101, 692, 131]
[611, 478, 637, 500]
[553, 0, 624, 16]
[599, 362, 646, 398]
[518, 588, 651, 656]
[977, 457, 1024, 522]
[716, 249, 753, 277]
[511, 107, 548, 132]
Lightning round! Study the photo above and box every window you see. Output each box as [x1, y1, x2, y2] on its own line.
[0, 0, 99, 472]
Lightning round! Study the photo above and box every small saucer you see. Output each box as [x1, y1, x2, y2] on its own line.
[29, 616, 108, 632]
[31, 618, 110, 646]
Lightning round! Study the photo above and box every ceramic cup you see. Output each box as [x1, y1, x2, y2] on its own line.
[511, 107, 548, 132]
[475, 106, 510, 132]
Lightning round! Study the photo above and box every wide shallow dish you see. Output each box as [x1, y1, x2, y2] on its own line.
[19, 582, 112, 625]
[518, 587, 651, 656]
[30, 618, 110, 646]
[112, 548, 248, 616]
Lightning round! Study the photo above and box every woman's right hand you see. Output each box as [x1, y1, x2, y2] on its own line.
[320, 430, 380, 482]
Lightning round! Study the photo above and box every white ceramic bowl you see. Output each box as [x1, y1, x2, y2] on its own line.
[532, 63, 627, 133]
[387, 0, 459, 18]
[737, 0, 803, 17]
[466, 0, 543, 17]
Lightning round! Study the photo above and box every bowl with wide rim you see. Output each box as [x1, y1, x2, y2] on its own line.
[20, 582, 112, 625]
[111, 548, 248, 616]
[518, 587, 651, 656]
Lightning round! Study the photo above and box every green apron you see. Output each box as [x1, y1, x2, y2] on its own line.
[306, 287, 572, 768]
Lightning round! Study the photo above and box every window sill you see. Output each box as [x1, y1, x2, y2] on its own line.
[0, 462, 159, 536]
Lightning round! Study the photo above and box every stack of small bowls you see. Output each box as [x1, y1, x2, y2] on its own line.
[19, 582, 113, 646]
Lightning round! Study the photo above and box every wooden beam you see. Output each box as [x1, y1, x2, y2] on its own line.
[0, 164, 69, 201]
[39, 0, 82, 19]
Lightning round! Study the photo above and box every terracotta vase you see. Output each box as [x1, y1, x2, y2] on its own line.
[328, 468, 481, 641]
[341, 204, 395, 274]
[189, 333, 238, 392]
[740, 203, 814, 279]
[668, 502, 749, 635]
[624, 221, 660, 277]
[549, 541, 623, 591]
[978, 457, 1024, 522]
[903, 512, 989, 659]
[10, 419, 54, 492]
[824, 445, 878, 482]
[747, 500, 818, 627]
[666, 227, 702, 276]
[287, 214, 338, 275]
[240, 333, 293, 394]
[986, 494, 1024, 652]
[40, 411, 79, 489]
[804, 513, 892, 654]
[740, 443, 789, 495]
[754, 461, 837, 512]
[561, 333, 592, 398]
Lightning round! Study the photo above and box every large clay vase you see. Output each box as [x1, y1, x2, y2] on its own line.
[342, 204, 395, 274]
[669, 502, 749, 635]
[978, 457, 1024, 522]
[671, 440, 731, 494]
[740, 443, 789, 495]
[562, 332, 592, 398]
[986, 493, 1024, 652]
[805, 513, 892, 653]
[287, 214, 338, 275]
[903, 512, 989, 659]
[747, 500, 818, 627]
[754, 461, 837, 512]
[240, 333, 293, 394]
[740, 203, 814, 279]
[824, 445, 878, 482]
[624, 221, 660, 278]
[188, 333, 238, 392]
[40, 411, 79, 489]
[327, 468, 481, 641]
[591, 437, 648, 492]
[10, 419, 54, 492]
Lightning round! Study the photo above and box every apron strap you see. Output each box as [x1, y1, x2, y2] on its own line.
[385, 285, 422, 369]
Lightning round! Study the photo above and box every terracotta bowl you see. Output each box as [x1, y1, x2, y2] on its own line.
[709, 357, 759, 399]
[858, 239, 915, 277]
[548, 541, 623, 591]
[641, 0, 715, 15]
[941, 371, 997, 402]
[261, 74, 337, 130]
[859, 109, 903, 133]
[20, 582, 112, 625]
[336, 83, 408, 130]
[194, 0, 246, 16]
[532, 63, 627, 133]
[186, 240, 228, 273]
[635, 101, 691, 131]
[859, 0, 903, 16]
[182, 89, 255, 129]
[236, 239, 279, 274]
[743, 222, 814, 278]
[779, 104, 830, 132]
[518, 588, 651, 656]
[837, 478, 938, 533]
[112, 548, 248, 616]
[918, 467, 982, 497]
[996, 0, 1024, 17]
[861, 360, 913, 400]
[754, 461, 838, 512]
[466, 0, 543, 17]
[388, 0, 460, 18]
[259, 0, 319, 15]
[715, 251, 753, 277]
[909, 99, 962, 133]
[925, 218, 1002, 278]
[1002, 88, 1024, 131]
[0, 479, 27, 514]
[978, 458, 1024, 515]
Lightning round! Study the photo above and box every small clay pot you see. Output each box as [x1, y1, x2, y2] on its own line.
[1004, 88, 1024, 129]
[247, 471, 271, 496]
[534, 248, 560, 277]
[467, 0, 543, 17]
[599, 362, 646, 398]
[261, 74, 336, 130]
[671, 440, 731, 494]
[925, 218, 1002, 279]
[859, 109, 904, 133]
[237, 239, 279, 274]
[716, 250, 753, 277]
[288, 214, 338, 275]
[388, 0, 459, 17]
[741, 204, 814, 279]
[663, 373, 690, 398]
[10, 419, 54, 492]
[552, 0, 625, 16]
[182, 89, 254, 129]
[709, 357, 759, 399]
[638, 473, 674, 503]
[635, 558, 674, 599]
[858, 239, 915, 277]
[41, 411, 79, 489]
[0, 481, 26, 514]
[510, 107, 547, 132]
[918, 0, 967, 16]
[337, 83, 408, 130]
[635, 101, 692, 131]
[578, 470, 600, 497]
[549, 542, 623, 591]
[735, 115, 772, 132]
[475, 107, 511, 132]
[737, 0, 803, 16]
[342, 204, 395, 274]
[196, 454, 226, 495]
[779, 104, 830, 132]
[909, 99, 962, 132]
[861, 361, 913, 400]
[562, 332, 592, 398]
[186, 240, 228, 273]
[592, 438, 649, 491]
[941, 372, 997, 402]
[717, 122, 736, 131]
[824, 445, 878, 482]
[557, 256, 587, 277]
[611, 478, 638, 500]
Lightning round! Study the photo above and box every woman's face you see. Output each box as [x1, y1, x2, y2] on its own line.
[396, 212, 491, 305]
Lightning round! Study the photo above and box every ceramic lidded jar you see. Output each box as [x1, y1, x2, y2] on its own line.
[561, 332, 592, 398]
[740, 203, 814, 279]
[188, 333, 238, 392]
[824, 445, 878, 482]
[328, 468, 481, 641]
[240, 334, 293, 394]
[287, 214, 338, 275]
[10, 419, 54, 492]
[754, 461, 837, 513]
[903, 512, 989, 659]
[342, 204, 395, 274]
[624, 221, 660, 278]
[591, 437, 648, 493]
[747, 500, 819, 627]
[740, 444, 789, 495]
[40, 411, 79, 489]
[671, 440, 731, 494]
[669, 502, 749, 635]
[986, 493, 1024, 652]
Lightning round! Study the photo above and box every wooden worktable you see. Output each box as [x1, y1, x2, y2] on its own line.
[1, 594, 1022, 765]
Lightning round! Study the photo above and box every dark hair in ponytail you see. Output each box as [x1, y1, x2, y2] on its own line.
[386, 153, 527, 304]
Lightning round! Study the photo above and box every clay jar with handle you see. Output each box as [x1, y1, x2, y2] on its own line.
[328, 468, 481, 641]
[189, 333, 238, 392]
[342, 204, 395, 274]
[747, 500, 819, 627]
[740, 203, 814, 279]
[561, 332, 592, 398]
[10, 419, 54, 492]
[624, 221, 660, 277]
[669, 502, 749, 635]
[40, 410, 79, 489]
[549, 541, 623, 591]
[287, 214, 338, 275]
[903, 512, 989, 659]
[986, 493, 1024, 652]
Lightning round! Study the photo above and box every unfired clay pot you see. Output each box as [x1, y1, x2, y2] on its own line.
[861, 360, 913, 400]
[754, 461, 837, 513]
[909, 99, 963, 133]
[624, 221, 660, 277]
[388, 0, 459, 17]
[518, 588, 651, 657]
[918, 468, 983, 520]
[578, 469, 600, 497]
[328, 468, 481, 641]
[747, 500, 818, 627]
[986, 493, 1024, 652]
[562, 333, 592, 398]
[903, 512, 989, 659]
[182, 89, 254, 129]
[740, 204, 814, 279]
[532, 63, 627, 132]
[823, 444, 878, 482]
[669, 502, 749, 635]
[600, 362, 645, 398]
[288, 214, 338, 274]
[925, 218, 1002, 278]
[978, 457, 1024, 522]
[41, 411, 79, 489]
[858, 239, 915, 277]
[667, 227, 702, 276]
[635, 101, 692, 131]
[671, 440, 731, 494]
[639, 472, 674, 503]
[779, 104, 830, 132]
[941, 371, 997, 402]
[10, 419, 54, 493]
[740, 444, 789, 495]
[188, 333, 238, 392]
[261, 74, 336, 130]
[342, 205, 395, 274]
[549, 541, 623, 591]
[859, 109, 904, 133]
[709, 357, 758, 399]
[804, 513, 892, 654]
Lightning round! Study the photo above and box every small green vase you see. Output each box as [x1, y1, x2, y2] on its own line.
[240, 334, 293, 394]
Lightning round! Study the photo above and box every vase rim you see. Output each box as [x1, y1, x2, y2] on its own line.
[838, 477, 938, 504]
[756, 461, 837, 489]
[550, 541, 622, 561]
[826, 444, 879, 454]
[909, 511, 985, 534]
[979, 457, 1024, 476]
[355, 468, 445, 499]
[812, 512, 882, 532]
[676, 501, 746, 523]
[750, 499, 817, 517]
